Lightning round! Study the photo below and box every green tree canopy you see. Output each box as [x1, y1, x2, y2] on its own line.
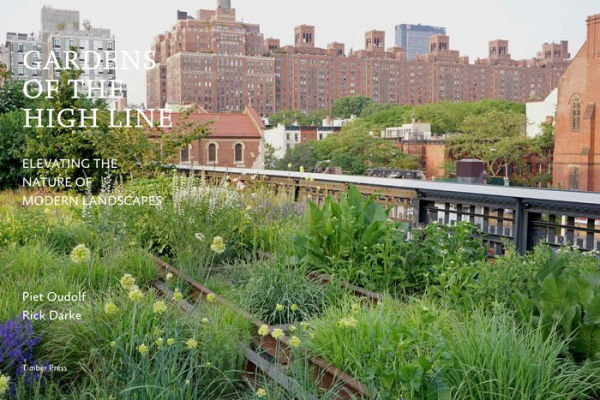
[331, 96, 374, 118]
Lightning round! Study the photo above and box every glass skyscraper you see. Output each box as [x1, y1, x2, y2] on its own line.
[395, 24, 446, 60]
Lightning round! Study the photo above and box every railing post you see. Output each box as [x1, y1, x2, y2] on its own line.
[416, 192, 427, 228]
[514, 199, 528, 255]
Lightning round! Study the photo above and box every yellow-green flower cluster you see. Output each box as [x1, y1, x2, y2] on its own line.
[258, 324, 269, 337]
[128, 286, 144, 302]
[210, 236, 225, 254]
[186, 338, 198, 349]
[256, 387, 267, 398]
[337, 316, 358, 329]
[173, 288, 183, 301]
[271, 328, 284, 340]
[289, 336, 301, 348]
[206, 293, 216, 303]
[153, 300, 167, 314]
[119, 273, 136, 290]
[138, 344, 148, 355]
[104, 302, 118, 316]
[70, 244, 91, 264]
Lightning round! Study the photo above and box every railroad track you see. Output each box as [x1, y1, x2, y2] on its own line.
[151, 256, 372, 399]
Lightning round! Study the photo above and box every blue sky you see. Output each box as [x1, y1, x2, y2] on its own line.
[1, 0, 597, 104]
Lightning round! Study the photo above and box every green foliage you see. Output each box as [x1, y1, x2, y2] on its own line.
[0, 71, 30, 114]
[331, 96, 374, 118]
[0, 82, 35, 189]
[360, 99, 524, 134]
[293, 185, 409, 291]
[512, 248, 600, 361]
[275, 142, 320, 171]
[306, 297, 451, 399]
[237, 260, 331, 325]
[44, 283, 250, 398]
[440, 309, 596, 400]
[403, 222, 488, 295]
[277, 123, 419, 174]
[268, 109, 327, 126]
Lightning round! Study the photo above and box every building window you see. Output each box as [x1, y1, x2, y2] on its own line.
[571, 95, 581, 131]
[180, 145, 190, 163]
[234, 143, 243, 163]
[569, 167, 579, 190]
[53, 38, 60, 48]
[208, 143, 217, 163]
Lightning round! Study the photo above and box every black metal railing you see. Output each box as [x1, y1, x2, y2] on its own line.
[176, 164, 600, 256]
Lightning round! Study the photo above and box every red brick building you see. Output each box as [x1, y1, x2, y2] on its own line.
[552, 14, 600, 192]
[150, 106, 265, 168]
[148, 0, 570, 115]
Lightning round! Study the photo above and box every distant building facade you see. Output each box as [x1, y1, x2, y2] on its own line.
[4, 32, 41, 80]
[381, 121, 432, 141]
[146, 3, 275, 115]
[264, 124, 341, 159]
[526, 88, 557, 137]
[552, 14, 600, 192]
[149, 0, 570, 116]
[394, 23, 446, 60]
[4, 6, 120, 107]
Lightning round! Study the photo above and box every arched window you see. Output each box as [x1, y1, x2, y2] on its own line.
[208, 143, 217, 163]
[234, 143, 243, 163]
[571, 95, 581, 131]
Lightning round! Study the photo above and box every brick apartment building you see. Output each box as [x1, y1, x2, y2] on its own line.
[147, 0, 570, 116]
[146, 0, 275, 115]
[552, 14, 600, 192]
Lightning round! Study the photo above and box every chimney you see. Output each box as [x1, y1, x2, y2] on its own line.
[587, 14, 600, 58]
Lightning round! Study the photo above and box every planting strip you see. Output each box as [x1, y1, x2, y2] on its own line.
[152, 256, 372, 399]
[153, 280, 318, 399]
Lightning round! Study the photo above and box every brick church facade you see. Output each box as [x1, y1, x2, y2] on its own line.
[552, 14, 600, 191]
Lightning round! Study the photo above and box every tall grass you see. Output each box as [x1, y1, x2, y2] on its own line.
[306, 296, 451, 399]
[439, 309, 596, 400]
[237, 260, 333, 325]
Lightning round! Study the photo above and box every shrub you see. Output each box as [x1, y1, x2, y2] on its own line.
[293, 184, 409, 291]
[512, 246, 600, 362]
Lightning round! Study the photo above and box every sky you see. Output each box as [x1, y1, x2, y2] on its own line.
[1, 0, 597, 104]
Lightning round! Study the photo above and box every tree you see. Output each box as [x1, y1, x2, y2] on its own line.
[276, 142, 319, 171]
[0, 68, 29, 113]
[0, 111, 29, 189]
[268, 109, 327, 126]
[263, 143, 277, 169]
[446, 110, 534, 178]
[331, 96, 373, 118]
